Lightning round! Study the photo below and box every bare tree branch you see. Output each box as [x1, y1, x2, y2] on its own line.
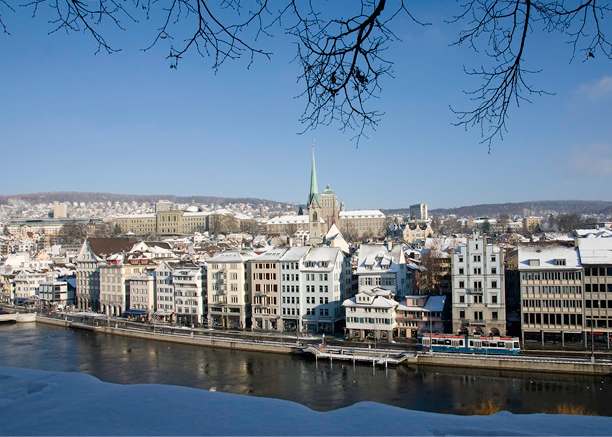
[3, 1, 609, 149]
[0, 0, 15, 35]
[285, 0, 429, 145]
[451, 0, 611, 151]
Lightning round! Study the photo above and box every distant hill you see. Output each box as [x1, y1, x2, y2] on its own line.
[384, 200, 612, 218]
[0, 192, 289, 209]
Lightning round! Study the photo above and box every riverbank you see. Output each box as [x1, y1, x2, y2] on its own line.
[35, 314, 302, 354]
[33, 314, 612, 376]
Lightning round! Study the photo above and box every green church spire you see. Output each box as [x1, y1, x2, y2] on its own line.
[308, 142, 321, 207]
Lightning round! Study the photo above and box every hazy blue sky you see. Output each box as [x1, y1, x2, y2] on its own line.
[0, 1, 610, 209]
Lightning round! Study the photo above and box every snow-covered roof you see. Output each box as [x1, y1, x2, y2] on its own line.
[578, 239, 612, 265]
[280, 246, 311, 262]
[183, 211, 211, 217]
[267, 215, 309, 225]
[339, 210, 385, 219]
[303, 247, 341, 266]
[518, 244, 581, 270]
[116, 213, 156, 219]
[207, 251, 256, 263]
[342, 289, 398, 309]
[356, 244, 404, 274]
[574, 228, 612, 239]
[252, 248, 288, 262]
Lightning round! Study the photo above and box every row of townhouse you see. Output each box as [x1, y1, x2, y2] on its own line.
[73, 236, 451, 339]
[206, 246, 352, 333]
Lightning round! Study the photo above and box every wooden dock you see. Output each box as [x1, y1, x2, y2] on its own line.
[304, 346, 416, 367]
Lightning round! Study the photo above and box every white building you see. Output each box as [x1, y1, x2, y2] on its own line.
[279, 246, 311, 332]
[14, 269, 57, 301]
[300, 247, 349, 333]
[174, 265, 206, 325]
[451, 232, 505, 335]
[128, 273, 156, 317]
[355, 243, 409, 297]
[343, 287, 398, 341]
[38, 281, 71, 307]
[154, 261, 176, 320]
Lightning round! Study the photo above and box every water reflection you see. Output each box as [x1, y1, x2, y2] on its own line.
[0, 323, 610, 415]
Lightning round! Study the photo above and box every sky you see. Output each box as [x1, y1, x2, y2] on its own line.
[3, 365, 612, 435]
[0, 1, 611, 210]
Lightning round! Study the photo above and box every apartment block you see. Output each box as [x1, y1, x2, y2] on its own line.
[207, 251, 255, 329]
[250, 249, 287, 331]
[451, 232, 505, 335]
[518, 243, 584, 344]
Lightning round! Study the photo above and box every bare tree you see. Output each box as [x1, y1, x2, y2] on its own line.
[3, 0, 610, 147]
[450, 0, 611, 150]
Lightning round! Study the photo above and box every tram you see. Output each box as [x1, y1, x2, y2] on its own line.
[418, 334, 520, 355]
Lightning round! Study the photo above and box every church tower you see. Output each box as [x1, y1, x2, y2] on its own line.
[308, 144, 323, 245]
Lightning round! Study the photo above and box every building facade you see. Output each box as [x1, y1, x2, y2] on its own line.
[518, 243, 584, 345]
[451, 232, 506, 335]
[207, 252, 255, 329]
[250, 249, 286, 331]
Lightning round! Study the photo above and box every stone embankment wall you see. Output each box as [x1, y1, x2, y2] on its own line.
[35, 315, 298, 354]
[417, 354, 612, 376]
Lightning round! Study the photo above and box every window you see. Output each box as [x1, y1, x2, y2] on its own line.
[459, 281, 465, 288]
[491, 280, 498, 288]
[474, 255, 481, 262]
[459, 268, 464, 275]
[492, 295, 498, 304]
[459, 295, 465, 303]
[459, 310, 465, 319]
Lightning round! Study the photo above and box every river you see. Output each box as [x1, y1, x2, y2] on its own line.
[1, 322, 611, 415]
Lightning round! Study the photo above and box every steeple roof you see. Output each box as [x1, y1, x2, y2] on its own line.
[308, 145, 321, 207]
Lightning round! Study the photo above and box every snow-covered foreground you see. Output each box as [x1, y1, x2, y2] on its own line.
[1, 366, 611, 436]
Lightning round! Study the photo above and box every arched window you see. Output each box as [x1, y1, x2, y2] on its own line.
[313, 212, 318, 221]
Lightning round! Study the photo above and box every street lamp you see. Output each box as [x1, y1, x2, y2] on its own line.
[425, 309, 433, 355]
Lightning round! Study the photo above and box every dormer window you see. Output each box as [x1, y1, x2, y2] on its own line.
[555, 259, 566, 266]
[528, 259, 540, 267]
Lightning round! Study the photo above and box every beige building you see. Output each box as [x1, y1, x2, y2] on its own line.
[53, 201, 68, 219]
[207, 251, 255, 329]
[523, 217, 542, 233]
[100, 253, 154, 317]
[116, 203, 247, 236]
[338, 210, 386, 239]
[266, 215, 309, 235]
[403, 221, 433, 244]
[115, 214, 157, 235]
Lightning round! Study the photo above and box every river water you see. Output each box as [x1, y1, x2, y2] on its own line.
[1, 323, 611, 415]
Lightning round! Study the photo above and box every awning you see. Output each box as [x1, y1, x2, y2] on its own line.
[123, 309, 147, 315]
[155, 311, 173, 316]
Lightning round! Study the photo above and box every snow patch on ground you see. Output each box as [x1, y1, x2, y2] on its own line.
[0, 365, 610, 436]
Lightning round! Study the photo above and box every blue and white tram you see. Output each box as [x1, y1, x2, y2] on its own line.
[418, 334, 520, 355]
